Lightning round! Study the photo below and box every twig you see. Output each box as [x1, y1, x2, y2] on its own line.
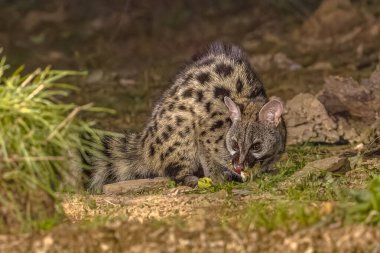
[104, 199, 117, 206]
[25, 83, 45, 101]
[20, 68, 41, 88]
[47, 103, 93, 141]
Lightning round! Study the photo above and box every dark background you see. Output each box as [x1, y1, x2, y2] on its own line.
[1, 0, 379, 131]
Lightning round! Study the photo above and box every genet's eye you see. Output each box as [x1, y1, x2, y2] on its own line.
[251, 142, 262, 152]
[232, 141, 239, 152]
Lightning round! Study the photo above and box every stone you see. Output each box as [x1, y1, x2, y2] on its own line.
[300, 0, 362, 38]
[103, 177, 170, 195]
[250, 52, 302, 72]
[283, 93, 340, 145]
[231, 189, 251, 197]
[318, 59, 380, 120]
[307, 61, 333, 70]
[282, 156, 349, 187]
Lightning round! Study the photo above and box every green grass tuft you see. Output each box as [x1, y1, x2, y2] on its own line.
[286, 171, 347, 201]
[253, 144, 331, 192]
[345, 176, 380, 225]
[0, 55, 105, 232]
[243, 200, 321, 230]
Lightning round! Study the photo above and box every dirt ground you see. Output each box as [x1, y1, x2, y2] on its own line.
[2, 173, 380, 253]
[2, 218, 380, 253]
[1, 0, 380, 252]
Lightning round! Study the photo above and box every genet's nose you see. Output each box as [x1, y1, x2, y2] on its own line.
[234, 163, 244, 174]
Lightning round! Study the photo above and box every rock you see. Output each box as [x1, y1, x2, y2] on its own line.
[231, 189, 251, 197]
[250, 53, 302, 72]
[306, 156, 349, 172]
[283, 92, 369, 144]
[282, 156, 349, 187]
[307, 61, 333, 70]
[300, 0, 362, 38]
[318, 59, 380, 120]
[369, 56, 380, 85]
[250, 54, 272, 72]
[103, 177, 170, 195]
[282, 59, 380, 144]
[283, 93, 340, 145]
[336, 117, 361, 143]
[318, 76, 375, 119]
[273, 53, 302, 71]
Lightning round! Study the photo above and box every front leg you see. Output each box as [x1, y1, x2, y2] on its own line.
[222, 169, 244, 182]
[182, 175, 199, 187]
[207, 160, 243, 184]
[196, 127, 242, 184]
[259, 155, 279, 174]
[162, 158, 201, 187]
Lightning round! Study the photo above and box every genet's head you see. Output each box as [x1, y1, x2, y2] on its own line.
[224, 96, 284, 174]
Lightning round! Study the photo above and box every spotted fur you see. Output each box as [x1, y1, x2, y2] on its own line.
[89, 42, 286, 192]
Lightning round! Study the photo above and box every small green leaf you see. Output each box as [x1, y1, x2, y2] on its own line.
[198, 177, 213, 188]
[167, 180, 176, 188]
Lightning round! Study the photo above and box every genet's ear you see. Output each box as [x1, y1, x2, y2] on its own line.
[259, 99, 284, 126]
[224, 96, 241, 122]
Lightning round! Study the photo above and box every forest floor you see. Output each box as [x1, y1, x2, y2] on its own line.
[1, 0, 380, 252]
[2, 145, 380, 252]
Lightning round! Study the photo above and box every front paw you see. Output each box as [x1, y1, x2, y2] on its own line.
[183, 175, 199, 188]
[223, 170, 243, 182]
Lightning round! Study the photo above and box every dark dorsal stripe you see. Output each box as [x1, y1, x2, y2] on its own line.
[210, 120, 224, 131]
[214, 86, 231, 100]
[196, 90, 204, 103]
[182, 88, 193, 98]
[215, 63, 233, 77]
[149, 144, 155, 157]
[176, 116, 185, 126]
[205, 102, 212, 113]
[196, 72, 211, 84]
[164, 163, 182, 178]
[236, 78, 244, 93]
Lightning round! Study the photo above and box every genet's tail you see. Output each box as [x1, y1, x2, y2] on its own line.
[88, 132, 143, 192]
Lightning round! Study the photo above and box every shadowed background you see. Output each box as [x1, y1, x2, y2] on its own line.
[1, 0, 379, 132]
